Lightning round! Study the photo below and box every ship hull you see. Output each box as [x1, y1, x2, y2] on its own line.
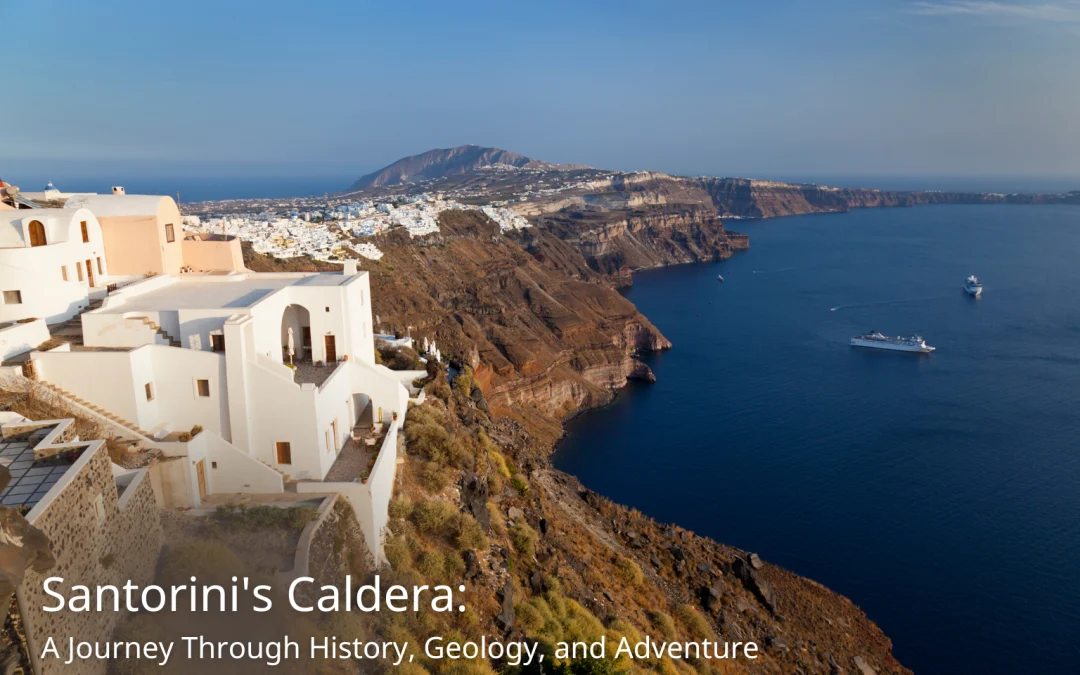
[965, 286, 982, 297]
[850, 338, 934, 353]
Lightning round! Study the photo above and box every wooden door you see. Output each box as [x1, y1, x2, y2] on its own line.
[331, 420, 339, 453]
[195, 460, 207, 498]
[276, 442, 292, 464]
[85, 259, 95, 287]
[324, 335, 337, 363]
[28, 221, 46, 246]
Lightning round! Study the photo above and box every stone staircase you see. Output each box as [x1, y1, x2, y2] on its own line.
[48, 298, 104, 348]
[35, 381, 153, 439]
[132, 316, 181, 348]
[255, 458, 297, 491]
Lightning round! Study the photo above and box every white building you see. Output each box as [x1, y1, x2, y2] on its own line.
[0, 207, 110, 323]
[28, 266, 411, 500]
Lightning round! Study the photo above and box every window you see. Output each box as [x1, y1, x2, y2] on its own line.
[76, 262, 84, 282]
[196, 379, 211, 397]
[165, 223, 175, 243]
[96, 257, 103, 275]
[325, 306, 330, 313]
[275, 442, 292, 465]
[144, 382, 154, 401]
[2, 290, 22, 305]
[81, 221, 89, 243]
[210, 334, 225, 352]
[61, 266, 68, 281]
[211, 462, 218, 469]
[28, 220, 46, 247]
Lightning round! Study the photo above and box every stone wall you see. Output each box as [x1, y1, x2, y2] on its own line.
[19, 444, 163, 675]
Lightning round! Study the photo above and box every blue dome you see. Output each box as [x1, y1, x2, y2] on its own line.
[45, 181, 57, 191]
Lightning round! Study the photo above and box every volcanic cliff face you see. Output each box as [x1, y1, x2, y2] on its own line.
[349, 144, 590, 190]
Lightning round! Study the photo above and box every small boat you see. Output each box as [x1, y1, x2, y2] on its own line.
[964, 275, 982, 296]
[717, 274, 724, 282]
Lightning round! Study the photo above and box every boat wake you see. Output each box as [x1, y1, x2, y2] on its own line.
[752, 267, 796, 274]
[830, 295, 950, 312]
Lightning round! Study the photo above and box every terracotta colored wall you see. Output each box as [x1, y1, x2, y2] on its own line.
[180, 236, 245, 272]
[159, 200, 184, 276]
[98, 215, 164, 275]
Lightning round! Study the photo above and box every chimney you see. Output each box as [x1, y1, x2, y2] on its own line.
[112, 186, 126, 195]
[343, 260, 358, 276]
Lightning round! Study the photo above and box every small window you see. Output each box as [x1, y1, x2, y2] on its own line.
[325, 306, 330, 312]
[211, 462, 218, 469]
[61, 266, 68, 281]
[165, 223, 175, 243]
[275, 442, 292, 465]
[96, 257, 103, 275]
[81, 221, 89, 243]
[76, 262, 84, 282]
[210, 334, 225, 352]
[144, 382, 154, 401]
[196, 379, 210, 397]
[2, 290, 22, 305]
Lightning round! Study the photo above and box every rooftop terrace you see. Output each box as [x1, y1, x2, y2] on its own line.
[97, 272, 357, 313]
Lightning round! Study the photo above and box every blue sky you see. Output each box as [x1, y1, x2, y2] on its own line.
[3, 0, 1079, 185]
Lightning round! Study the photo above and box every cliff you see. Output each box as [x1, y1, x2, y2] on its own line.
[349, 144, 590, 190]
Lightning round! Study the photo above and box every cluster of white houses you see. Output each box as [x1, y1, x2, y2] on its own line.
[1, 179, 419, 568]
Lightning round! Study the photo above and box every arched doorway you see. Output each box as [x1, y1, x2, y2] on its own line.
[280, 304, 311, 363]
[28, 221, 46, 247]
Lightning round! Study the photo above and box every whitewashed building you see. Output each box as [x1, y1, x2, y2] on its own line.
[28, 265, 411, 504]
[0, 207, 110, 324]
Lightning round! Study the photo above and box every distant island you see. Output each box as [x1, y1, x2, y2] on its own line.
[349, 144, 590, 190]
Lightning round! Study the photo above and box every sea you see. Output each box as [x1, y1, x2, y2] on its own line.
[553, 203, 1080, 675]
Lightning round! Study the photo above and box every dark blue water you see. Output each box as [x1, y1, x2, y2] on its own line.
[554, 204, 1080, 675]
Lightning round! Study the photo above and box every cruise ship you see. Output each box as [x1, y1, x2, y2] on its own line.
[850, 331, 936, 353]
[964, 274, 983, 296]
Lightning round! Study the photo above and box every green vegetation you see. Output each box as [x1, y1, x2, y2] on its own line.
[615, 557, 643, 586]
[454, 366, 473, 396]
[509, 521, 538, 561]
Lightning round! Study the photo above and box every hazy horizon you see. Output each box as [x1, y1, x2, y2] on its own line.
[3, 0, 1080, 191]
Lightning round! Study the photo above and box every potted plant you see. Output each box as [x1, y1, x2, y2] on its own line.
[392, 411, 398, 421]
[360, 470, 370, 484]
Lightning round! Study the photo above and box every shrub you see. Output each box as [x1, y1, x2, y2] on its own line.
[675, 604, 712, 640]
[489, 450, 511, 478]
[411, 500, 459, 537]
[454, 366, 473, 396]
[420, 462, 449, 493]
[385, 537, 413, 571]
[509, 521, 538, 561]
[616, 558, 643, 586]
[486, 503, 507, 537]
[649, 611, 678, 640]
[388, 496, 413, 521]
[511, 474, 530, 496]
[443, 550, 466, 579]
[190, 424, 203, 436]
[416, 549, 445, 579]
[454, 513, 488, 551]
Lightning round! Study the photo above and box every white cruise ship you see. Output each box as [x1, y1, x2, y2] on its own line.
[964, 275, 982, 296]
[851, 331, 935, 353]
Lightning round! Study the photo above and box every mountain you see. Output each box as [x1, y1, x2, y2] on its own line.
[348, 144, 589, 190]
